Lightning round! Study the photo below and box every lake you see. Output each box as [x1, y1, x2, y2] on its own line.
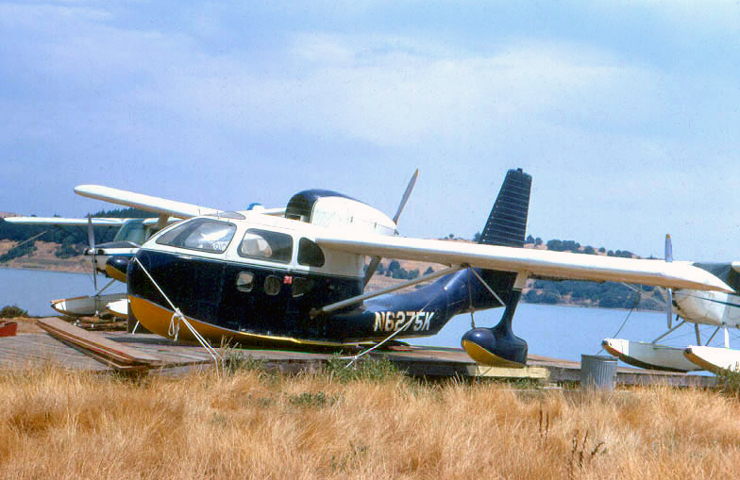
[0, 268, 125, 317]
[0, 268, 732, 363]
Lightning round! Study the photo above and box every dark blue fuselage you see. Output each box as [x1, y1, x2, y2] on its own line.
[128, 249, 515, 344]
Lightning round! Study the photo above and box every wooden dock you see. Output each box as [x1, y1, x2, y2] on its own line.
[0, 325, 716, 387]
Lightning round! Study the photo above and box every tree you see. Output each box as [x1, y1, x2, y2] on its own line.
[392, 268, 409, 279]
[526, 235, 535, 244]
[546, 239, 564, 251]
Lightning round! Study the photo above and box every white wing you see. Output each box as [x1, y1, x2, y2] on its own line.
[74, 185, 286, 219]
[74, 185, 222, 219]
[4, 216, 130, 227]
[316, 233, 733, 293]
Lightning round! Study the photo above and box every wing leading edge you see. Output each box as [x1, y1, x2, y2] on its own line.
[4, 217, 130, 227]
[74, 185, 222, 219]
[316, 233, 734, 293]
[74, 185, 286, 219]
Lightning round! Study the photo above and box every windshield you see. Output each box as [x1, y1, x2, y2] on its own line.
[156, 218, 236, 254]
[113, 220, 149, 245]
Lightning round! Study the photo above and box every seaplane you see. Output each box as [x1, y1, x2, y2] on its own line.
[67, 168, 732, 367]
[4, 215, 175, 317]
[603, 237, 740, 373]
[6, 195, 283, 318]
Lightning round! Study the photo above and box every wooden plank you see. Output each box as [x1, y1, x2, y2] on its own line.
[37, 317, 161, 364]
[470, 365, 550, 379]
[0, 334, 110, 371]
[0, 331, 721, 387]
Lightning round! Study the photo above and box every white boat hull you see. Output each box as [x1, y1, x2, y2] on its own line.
[684, 345, 740, 374]
[105, 298, 129, 319]
[602, 338, 703, 372]
[51, 293, 127, 317]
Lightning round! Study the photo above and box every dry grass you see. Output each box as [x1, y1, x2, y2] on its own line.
[1, 364, 739, 479]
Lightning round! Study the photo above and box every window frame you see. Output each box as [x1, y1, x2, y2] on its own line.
[237, 228, 294, 264]
[154, 218, 236, 254]
[297, 237, 326, 268]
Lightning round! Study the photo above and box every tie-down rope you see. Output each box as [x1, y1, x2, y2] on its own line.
[133, 257, 222, 371]
[346, 266, 500, 367]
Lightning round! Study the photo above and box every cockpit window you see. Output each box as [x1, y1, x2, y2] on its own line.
[238, 229, 293, 263]
[297, 238, 325, 267]
[113, 220, 149, 245]
[155, 218, 235, 254]
[239, 228, 293, 263]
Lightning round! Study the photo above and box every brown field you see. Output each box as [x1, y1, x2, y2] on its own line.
[0, 240, 89, 273]
[1, 363, 739, 479]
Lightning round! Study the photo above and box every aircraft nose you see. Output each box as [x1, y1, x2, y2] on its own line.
[671, 289, 689, 305]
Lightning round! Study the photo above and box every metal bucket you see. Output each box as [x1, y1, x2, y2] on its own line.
[580, 354, 617, 390]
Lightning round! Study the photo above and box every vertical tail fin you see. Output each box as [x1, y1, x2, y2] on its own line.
[478, 168, 531, 247]
[462, 168, 531, 366]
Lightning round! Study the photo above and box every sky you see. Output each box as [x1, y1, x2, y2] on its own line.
[0, 1, 738, 262]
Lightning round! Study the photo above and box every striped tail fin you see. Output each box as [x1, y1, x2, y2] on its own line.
[477, 168, 531, 247]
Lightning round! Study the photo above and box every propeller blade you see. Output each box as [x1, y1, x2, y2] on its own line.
[392, 168, 419, 224]
[665, 234, 673, 329]
[87, 214, 97, 292]
[665, 234, 673, 263]
[364, 169, 419, 286]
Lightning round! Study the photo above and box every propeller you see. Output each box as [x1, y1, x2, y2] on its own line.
[87, 214, 97, 292]
[363, 169, 419, 286]
[665, 234, 673, 329]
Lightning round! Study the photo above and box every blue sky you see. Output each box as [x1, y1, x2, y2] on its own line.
[1, 1, 738, 261]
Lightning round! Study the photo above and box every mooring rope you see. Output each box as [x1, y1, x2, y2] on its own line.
[596, 286, 642, 355]
[344, 271, 455, 368]
[347, 265, 509, 367]
[133, 257, 222, 371]
[467, 268, 476, 329]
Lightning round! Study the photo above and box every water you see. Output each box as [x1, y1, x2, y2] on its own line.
[0, 268, 736, 364]
[0, 268, 125, 317]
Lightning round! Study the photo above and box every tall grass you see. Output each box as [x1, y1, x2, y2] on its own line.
[1, 363, 739, 479]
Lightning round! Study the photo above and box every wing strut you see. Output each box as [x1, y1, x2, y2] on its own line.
[312, 264, 462, 318]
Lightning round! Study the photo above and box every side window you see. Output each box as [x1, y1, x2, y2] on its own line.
[238, 229, 293, 263]
[264, 275, 281, 296]
[156, 219, 235, 254]
[235, 271, 255, 293]
[292, 277, 313, 297]
[297, 238, 325, 267]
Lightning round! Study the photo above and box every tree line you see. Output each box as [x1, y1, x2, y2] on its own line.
[0, 207, 150, 262]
